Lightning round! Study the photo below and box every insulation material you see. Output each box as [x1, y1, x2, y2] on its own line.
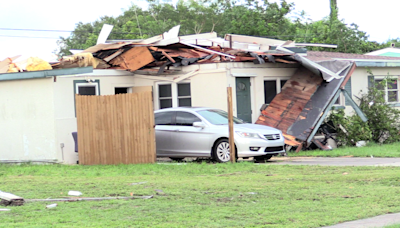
[26, 57, 52, 71]
[0, 56, 21, 73]
[7, 63, 20, 73]
[62, 53, 100, 68]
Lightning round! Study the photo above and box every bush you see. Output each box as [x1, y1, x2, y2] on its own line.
[327, 77, 400, 145]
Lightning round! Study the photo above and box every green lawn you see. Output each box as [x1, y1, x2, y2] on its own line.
[289, 142, 400, 158]
[1, 163, 400, 227]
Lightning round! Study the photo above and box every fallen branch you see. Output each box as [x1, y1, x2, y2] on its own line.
[26, 195, 153, 202]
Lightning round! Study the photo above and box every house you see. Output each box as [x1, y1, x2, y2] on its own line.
[0, 28, 360, 164]
[305, 51, 400, 114]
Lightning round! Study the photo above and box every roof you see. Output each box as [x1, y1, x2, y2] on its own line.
[365, 47, 400, 57]
[0, 67, 93, 81]
[306, 51, 400, 62]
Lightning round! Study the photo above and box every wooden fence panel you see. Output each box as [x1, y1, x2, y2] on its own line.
[75, 92, 156, 165]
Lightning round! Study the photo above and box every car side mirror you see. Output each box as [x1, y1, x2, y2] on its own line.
[193, 122, 205, 128]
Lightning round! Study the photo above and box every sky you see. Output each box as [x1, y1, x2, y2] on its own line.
[0, 0, 398, 61]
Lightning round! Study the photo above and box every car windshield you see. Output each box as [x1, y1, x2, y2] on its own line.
[197, 109, 244, 125]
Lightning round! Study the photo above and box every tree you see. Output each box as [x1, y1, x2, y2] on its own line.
[56, 0, 380, 56]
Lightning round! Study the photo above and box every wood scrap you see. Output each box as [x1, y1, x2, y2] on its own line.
[110, 46, 155, 71]
[161, 51, 176, 63]
[0, 191, 24, 206]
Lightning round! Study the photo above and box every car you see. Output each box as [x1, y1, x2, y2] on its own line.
[154, 107, 285, 163]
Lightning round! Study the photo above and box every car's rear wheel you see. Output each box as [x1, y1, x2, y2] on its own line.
[254, 155, 273, 163]
[213, 139, 234, 163]
[169, 157, 185, 162]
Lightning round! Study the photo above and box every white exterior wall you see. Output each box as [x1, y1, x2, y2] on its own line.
[344, 67, 400, 115]
[138, 62, 298, 123]
[53, 70, 147, 164]
[0, 78, 58, 162]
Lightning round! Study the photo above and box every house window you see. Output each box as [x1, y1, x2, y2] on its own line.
[157, 82, 191, 109]
[75, 81, 99, 96]
[115, 87, 129, 94]
[375, 78, 399, 103]
[264, 78, 289, 104]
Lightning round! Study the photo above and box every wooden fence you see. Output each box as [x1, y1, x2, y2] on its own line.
[75, 92, 156, 165]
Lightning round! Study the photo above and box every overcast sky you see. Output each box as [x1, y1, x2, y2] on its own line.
[0, 0, 397, 61]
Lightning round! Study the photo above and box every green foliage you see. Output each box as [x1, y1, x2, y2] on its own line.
[57, 0, 387, 57]
[327, 77, 400, 146]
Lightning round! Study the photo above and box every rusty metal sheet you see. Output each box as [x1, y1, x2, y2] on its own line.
[255, 66, 323, 144]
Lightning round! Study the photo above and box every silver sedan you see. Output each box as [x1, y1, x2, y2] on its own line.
[154, 107, 285, 162]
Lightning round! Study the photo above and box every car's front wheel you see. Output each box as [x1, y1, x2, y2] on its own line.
[213, 139, 234, 163]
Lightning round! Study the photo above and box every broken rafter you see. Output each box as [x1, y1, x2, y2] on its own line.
[161, 51, 176, 63]
[180, 42, 236, 59]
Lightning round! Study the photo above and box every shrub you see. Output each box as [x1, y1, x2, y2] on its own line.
[327, 77, 400, 145]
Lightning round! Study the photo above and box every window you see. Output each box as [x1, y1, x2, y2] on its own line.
[159, 84, 173, 109]
[75, 81, 99, 96]
[115, 87, 129, 94]
[175, 112, 201, 126]
[375, 78, 399, 103]
[157, 82, 191, 109]
[178, 83, 191, 107]
[264, 78, 289, 104]
[155, 112, 175, 125]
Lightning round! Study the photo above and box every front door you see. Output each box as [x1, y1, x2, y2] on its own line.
[235, 77, 252, 123]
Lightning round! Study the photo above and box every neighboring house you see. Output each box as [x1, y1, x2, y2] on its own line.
[305, 51, 400, 114]
[365, 45, 400, 57]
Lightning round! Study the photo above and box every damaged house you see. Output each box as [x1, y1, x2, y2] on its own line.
[0, 25, 365, 164]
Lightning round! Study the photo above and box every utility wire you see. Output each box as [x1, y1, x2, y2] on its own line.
[0, 35, 60, 39]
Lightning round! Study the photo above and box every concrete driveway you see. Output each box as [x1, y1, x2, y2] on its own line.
[268, 157, 400, 166]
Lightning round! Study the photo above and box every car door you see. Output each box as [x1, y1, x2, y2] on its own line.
[171, 111, 212, 157]
[154, 111, 176, 156]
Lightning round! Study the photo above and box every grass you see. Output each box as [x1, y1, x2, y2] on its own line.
[288, 142, 400, 158]
[1, 163, 400, 227]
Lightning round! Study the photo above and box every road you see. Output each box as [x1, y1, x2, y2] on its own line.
[267, 157, 400, 166]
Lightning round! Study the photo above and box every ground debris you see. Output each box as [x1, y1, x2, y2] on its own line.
[0, 191, 25, 206]
[26, 195, 153, 203]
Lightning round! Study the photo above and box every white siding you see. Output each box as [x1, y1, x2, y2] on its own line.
[0, 78, 58, 162]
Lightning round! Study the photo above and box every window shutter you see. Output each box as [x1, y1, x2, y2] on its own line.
[344, 77, 352, 105]
[368, 75, 375, 88]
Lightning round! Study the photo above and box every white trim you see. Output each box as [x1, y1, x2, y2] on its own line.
[332, 58, 400, 63]
[373, 76, 400, 103]
[75, 82, 99, 95]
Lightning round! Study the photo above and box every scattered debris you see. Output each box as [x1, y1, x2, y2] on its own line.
[46, 203, 57, 209]
[0, 191, 25, 206]
[130, 182, 148, 186]
[356, 141, 367, 147]
[68, 191, 83, 196]
[155, 189, 165, 195]
[26, 195, 153, 203]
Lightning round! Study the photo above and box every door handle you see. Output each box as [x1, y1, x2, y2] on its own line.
[174, 129, 180, 132]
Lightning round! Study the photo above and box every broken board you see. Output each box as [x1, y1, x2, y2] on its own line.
[110, 46, 155, 71]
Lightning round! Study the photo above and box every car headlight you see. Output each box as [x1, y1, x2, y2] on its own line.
[236, 131, 261, 138]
